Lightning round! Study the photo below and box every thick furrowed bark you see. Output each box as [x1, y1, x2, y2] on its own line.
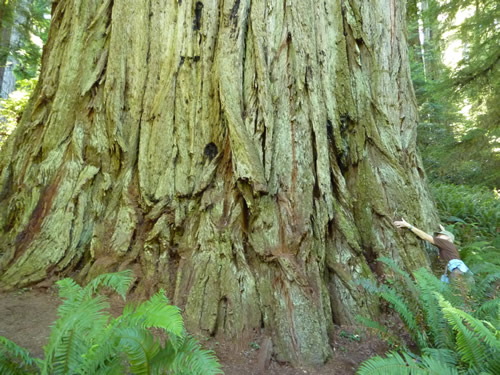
[0, 0, 438, 365]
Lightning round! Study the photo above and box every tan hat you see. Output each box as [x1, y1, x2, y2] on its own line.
[434, 229, 455, 242]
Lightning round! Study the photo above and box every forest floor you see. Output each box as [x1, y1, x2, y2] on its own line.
[0, 288, 388, 374]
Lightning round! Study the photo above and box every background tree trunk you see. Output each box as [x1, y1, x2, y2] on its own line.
[0, 0, 26, 98]
[0, 0, 438, 365]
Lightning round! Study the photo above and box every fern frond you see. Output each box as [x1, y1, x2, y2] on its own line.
[355, 315, 400, 347]
[54, 291, 88, 320]
[378, 285, 427, 347]
[153, 335, 223, 375]
[356, 351, 419, 375]
[476, 297, 500, 325]
[52, 329, 87, 375]
[78, 318, 123, 375]
[43, 295, 110, 373]
[414, 269, 454, 349]
[176, 336, 223, 375]
[357, 278, 381, 294]
[84, 269, 134, 300]
[378, 258, 424, 322]
[91, 358, 124, 375]
[417, 268, 466, 308]
[475, 271, 500, 299]
[357, 350, 459, 375]
[438, 295, 500, 350]
[166, 331, 184, 352]
[377, 257, 407, 277]
[358, 276, 426, 347]
[421, 348, 457, 367]
[149, 341, 177, 372]
[117, 327, 159, 375]
[125, 290, 184, 337]
[447, 307, 500, 350]
[484, 353, 500, 375]
[436, 293, 498, 370]
[377, 257, 420, 297]
[419, 355, 459, 375]
[469, 262, 500, 275]
[56, 278, 83, 301]
[0, 359, 36, 375]
[0, 336, 39, 375]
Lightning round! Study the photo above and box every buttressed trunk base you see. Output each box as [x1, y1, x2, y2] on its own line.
[0, 0, 438, 365]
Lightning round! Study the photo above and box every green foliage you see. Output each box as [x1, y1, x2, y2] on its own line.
[408, 0, 500, 187]
[340, 330, 361, 342]
[437, 295, 500, 373]
[0, 0, 50, 148]
[153, 335, 223, 375]
[356, 258, 499, 375]
[440, 0, 500, 99]
[84, 270, 134, 300]
[431, 183, 499, 240]
[0, 270, 223, 375]
[355, 315, 400, 348]
[0, 336, 40, 375]
[357, 350, 459, 375]
[0, 77, 36, 148]
[0, 0, 51, 81]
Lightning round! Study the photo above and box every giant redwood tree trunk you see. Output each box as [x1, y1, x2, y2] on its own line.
[0, 0, 438, 365]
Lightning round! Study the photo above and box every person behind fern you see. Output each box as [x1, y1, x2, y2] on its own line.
[393, 218, 471, 283]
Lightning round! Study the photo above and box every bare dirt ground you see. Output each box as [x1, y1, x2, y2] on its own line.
[0, 288, 388, 374]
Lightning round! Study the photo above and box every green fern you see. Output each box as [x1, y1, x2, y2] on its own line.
[358, 271, 427, 348]
[151, 335, 223, 375]
[418, 354, 459, 375]
[56, 278, 83, 301]
[437, 293, 500, 373]
[377, 258, 425, 327]
[42, 294, 110, 374]
[84, 270, 134, 300]
[379, 285, 427, 347]
[172, 335, 222, 375]
[356, 350, 459, 375]
[123, 290, 184, 336]
[78, 320, 123, 375]
[0, 336, 39, 375]
[413, 269, 455, 349]
[355, 315, 400, 347]
[358, 183, 500, 374]
[377, 257, 420, 299]
[358, 258, 499, 374]
[52, 329, 87, 375]
[476, 297, 500, 326]
[118, 327, 160, 375]
[469, 262, 500, 275]
[0, 271, 223, 375]
[421, 348, 457, 367]
[475, 271, 500, 300]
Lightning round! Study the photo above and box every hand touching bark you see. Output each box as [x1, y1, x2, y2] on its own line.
[393, 218, 435, 244]
[393, 218, 410, 229]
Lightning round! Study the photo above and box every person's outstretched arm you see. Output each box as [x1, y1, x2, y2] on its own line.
[393, 218, 435, 245]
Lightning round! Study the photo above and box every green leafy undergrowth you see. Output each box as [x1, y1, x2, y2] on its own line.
[0, 78, 37, 148]
[0, 270, 223, 375]
[431, 183, 499, 243]
[356, 257, 499, 375]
